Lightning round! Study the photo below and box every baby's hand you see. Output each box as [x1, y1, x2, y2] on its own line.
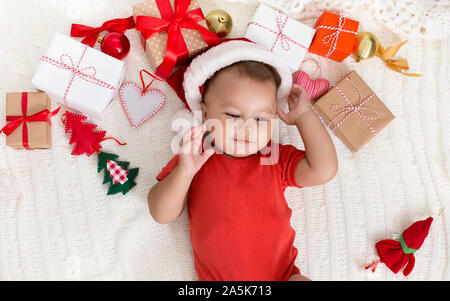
[277, 84, 312, 125]
[178, 124, 215, 177]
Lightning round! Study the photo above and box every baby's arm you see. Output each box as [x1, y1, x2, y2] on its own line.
[277, 84, 338, 187]
[147, 124, 215, 224]
[147, 164, 193, 224]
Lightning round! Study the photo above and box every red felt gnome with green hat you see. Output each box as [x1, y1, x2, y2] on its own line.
[365, 214, 438, 276]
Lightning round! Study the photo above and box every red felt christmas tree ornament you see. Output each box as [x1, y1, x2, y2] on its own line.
[61, 110, 127, 156]
[365, 209, 444, 276]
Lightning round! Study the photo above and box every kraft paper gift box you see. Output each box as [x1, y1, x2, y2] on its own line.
[245, 3, 315, 72]
[32, 33, 125, 120]
[313, 71, 395, 152]
[308, 11, 359, 62]
[3, 92, 52, 149]
[133, 0, 220, 79]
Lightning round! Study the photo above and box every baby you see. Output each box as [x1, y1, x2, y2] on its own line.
[148, 46, 338, 281]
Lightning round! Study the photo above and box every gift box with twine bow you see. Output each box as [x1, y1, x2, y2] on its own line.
[313, 71, 395, 152]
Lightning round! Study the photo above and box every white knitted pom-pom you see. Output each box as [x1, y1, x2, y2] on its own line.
[170, 108, 203, 136]
[170, 108, 204, 154]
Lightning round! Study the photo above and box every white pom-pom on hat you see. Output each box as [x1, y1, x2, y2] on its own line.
[171, 107, 202, 135]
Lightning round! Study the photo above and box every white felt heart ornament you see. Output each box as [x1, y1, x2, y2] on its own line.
[119, 82, 166, 128]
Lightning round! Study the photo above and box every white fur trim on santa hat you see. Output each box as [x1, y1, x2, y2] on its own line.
[182, 40, 293, 113]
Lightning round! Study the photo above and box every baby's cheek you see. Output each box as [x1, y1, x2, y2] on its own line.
[255, 122, 271, 148]
[210, 119, 232, 150]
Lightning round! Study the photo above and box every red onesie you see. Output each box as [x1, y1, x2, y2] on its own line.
[156, 141, 306, 281]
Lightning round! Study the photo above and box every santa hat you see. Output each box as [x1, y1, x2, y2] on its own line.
[166, 38, 293, 134]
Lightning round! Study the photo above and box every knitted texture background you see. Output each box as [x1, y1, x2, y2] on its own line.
[0, 0, 449, 280]
[230, 0, 450, 39]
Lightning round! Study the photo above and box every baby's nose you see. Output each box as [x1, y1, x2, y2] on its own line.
[235, 118, 256, 136]
[235, 118, 253, 129]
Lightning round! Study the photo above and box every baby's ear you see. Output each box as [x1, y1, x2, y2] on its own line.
[201, 102, 208, 119]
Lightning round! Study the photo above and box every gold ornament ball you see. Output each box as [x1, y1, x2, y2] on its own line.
[205, 9, 233, 38]
[352, 32, 380, 62]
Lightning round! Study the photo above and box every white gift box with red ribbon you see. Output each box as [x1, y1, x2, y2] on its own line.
[32, 33, 125, 120]
[245, 4, 315, 72]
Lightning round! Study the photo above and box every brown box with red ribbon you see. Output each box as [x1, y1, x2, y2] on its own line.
[313, 71, 395, 152]
[133, 0, 221, 79]
[2, 92, 59, 149]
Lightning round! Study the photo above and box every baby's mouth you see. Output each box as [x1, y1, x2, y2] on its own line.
[233, 138, 251, 144]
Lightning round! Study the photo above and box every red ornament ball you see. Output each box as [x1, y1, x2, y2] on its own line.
[99, 32, 130, 60]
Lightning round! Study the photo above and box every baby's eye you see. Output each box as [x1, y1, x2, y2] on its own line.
[225, 113, 240, 118]
[255, 117, 268, 123]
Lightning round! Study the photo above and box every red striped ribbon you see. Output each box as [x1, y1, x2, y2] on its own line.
[327, 76, 379, 135]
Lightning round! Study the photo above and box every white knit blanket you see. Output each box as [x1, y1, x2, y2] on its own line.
[0, 0, 449, 280]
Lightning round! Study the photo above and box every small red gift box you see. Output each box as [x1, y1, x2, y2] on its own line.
[308, 11, 359, 62]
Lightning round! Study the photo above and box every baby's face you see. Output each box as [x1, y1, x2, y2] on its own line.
[201, 68, 277, 157]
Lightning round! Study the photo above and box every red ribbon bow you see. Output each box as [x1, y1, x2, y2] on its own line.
[135, 0, 221, 79]
[71, 16, 136, 47]
[0, 93, 61, 149]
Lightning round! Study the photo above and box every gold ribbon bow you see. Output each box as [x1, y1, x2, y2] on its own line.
[376, 40, 421, 77]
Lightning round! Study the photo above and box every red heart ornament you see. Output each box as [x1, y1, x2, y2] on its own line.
[293, 70, 329, 101]
[119, 82, 166, 128]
